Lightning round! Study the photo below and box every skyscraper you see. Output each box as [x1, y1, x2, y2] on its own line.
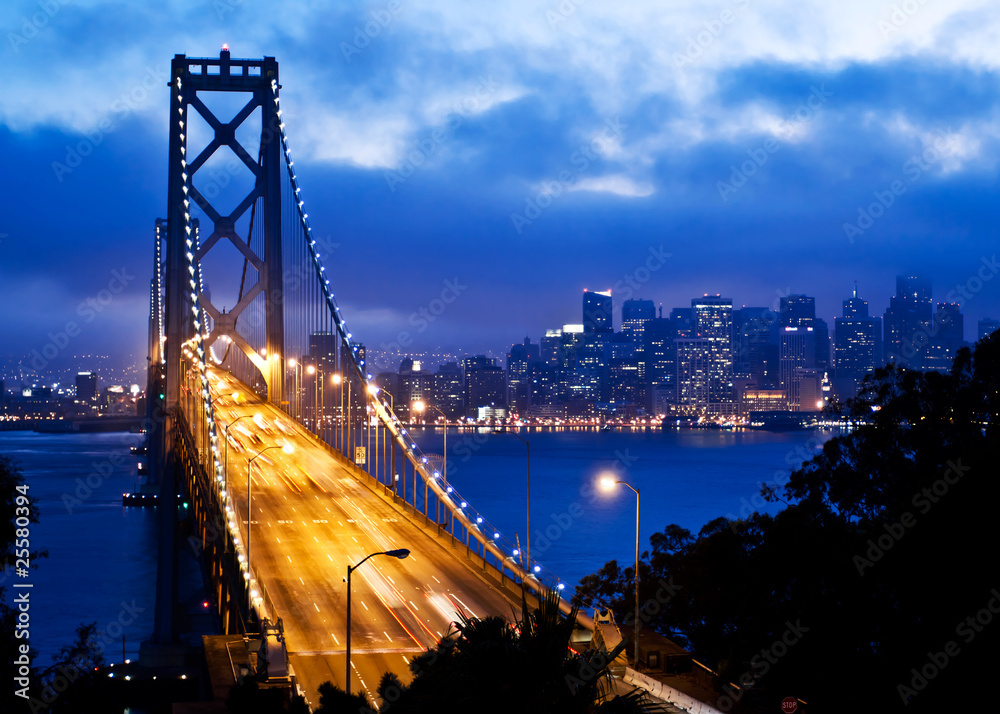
[780, 294, 830, 368]
[506, 337, 540, 413]
[643, 317, 679, 413]
[924, 302, 964, 371]
[583, 290, 613, 334]
[884, 275, 933, 368]
[433, 362, 464, 419]
[621, 298, 655, 342]
[76, 372, 98, 401]
[463, 355, 506, 418]
[676, 295, 734, 412]
[834, 286, 882, 400]
[780, 326, 816, 411]
[734, 307, 778, 388]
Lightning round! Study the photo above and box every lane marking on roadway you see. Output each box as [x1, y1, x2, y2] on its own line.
[314, 602, 320, 612]
[431, 576, 440, 584]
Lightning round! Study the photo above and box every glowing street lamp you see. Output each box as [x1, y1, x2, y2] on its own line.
[601, 475, 640, 669]
[346, 548, 410, 694]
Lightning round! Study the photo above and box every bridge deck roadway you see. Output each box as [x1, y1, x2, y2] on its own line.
[211, 372, 526, 708]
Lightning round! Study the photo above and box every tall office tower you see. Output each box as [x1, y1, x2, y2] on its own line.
[398, 359, 433, 420]
[76, 372, 98, 401]
[569, 335, 607, 406]
[540, 329, 562, 365]
[884, 275, 933, 369]
[583, 290, 613, 334]
[607, 334, 642, 407]
[688, 295, 734, 408]
[643, 317, 679, 412]
[526, 361, 558, 411]
[506, 337, 540, 414]
[925, 302, 964, 371]
[780, 326, 816, 411]
[621, 299, 655, 343]
[834, 286, 883, 400]
[780, 294, 830, 368]
[979, 317, 1000, 341]
[675, 337, 733, 414]
[462, 355, 506, 417]
[734, 307, 777, 388]
[433, 362, 464, 419]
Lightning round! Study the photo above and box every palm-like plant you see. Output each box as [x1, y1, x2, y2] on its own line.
[374, 587, 669, 713]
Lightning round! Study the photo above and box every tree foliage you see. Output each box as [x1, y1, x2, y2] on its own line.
[574, 332, 1000, 713]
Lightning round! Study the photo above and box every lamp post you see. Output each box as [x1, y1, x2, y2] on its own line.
[224, 412, 254, 500]
[346, 548, 410, 694]
[600, 476, 640, 669]
[246, 442, 293, 613]
[306, 365, 317, 431]
[332, 374, 343, 451]
[412, 401, 448, 530]
[288, 359, 302, 422]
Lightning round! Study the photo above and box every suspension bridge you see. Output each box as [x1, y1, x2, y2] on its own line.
[142, 48, 593, 706]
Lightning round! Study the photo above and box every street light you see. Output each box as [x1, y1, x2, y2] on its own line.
[288, 359, 302, 422]
[346, 548, 410, 694]
[332, 373, 343, 451]
[307, 365, 317, 430]
[224, 412, 256, 499]
[246, 442, 294, 613]
[412, 401, 449, 529]
[600, 475, 640, 670]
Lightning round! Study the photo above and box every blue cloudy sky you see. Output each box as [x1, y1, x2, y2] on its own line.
[1, 0, 999, 373]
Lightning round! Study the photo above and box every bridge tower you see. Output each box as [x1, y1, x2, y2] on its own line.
[150, 48, 285, 652]
[164, 47, 285, 408]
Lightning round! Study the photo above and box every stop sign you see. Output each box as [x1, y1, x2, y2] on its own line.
[781, 697, 798, 713]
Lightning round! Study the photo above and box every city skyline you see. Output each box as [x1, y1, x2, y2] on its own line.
[2, 1, 1000, 376]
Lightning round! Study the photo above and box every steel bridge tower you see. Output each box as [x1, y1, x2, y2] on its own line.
[150, 48, 286, 652]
